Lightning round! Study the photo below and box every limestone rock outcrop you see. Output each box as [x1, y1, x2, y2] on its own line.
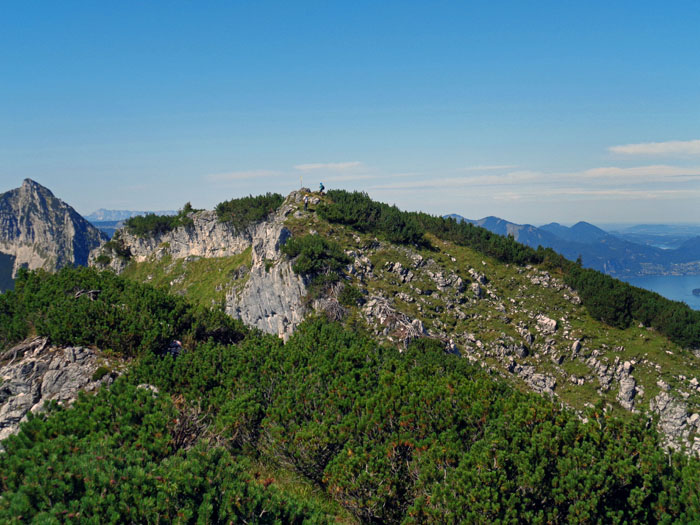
[90, 210, 250, 271]
[224, 193, 306, 339]
[0, 179, 107, 282]
[649, 392, 700, 454]
[0, 337, 116, 446]
[90, 191, 310, 340]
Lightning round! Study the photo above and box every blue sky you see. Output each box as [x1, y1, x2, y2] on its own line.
[1, 1, 699, 224]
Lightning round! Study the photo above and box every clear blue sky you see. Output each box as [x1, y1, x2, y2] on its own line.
[1, 1, 699, 224]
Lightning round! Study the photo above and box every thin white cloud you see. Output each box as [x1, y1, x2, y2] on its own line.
[322, 174, 375, 183]
[369, 171, 541, 191]
[206, 170, 281, 181]
[494, 188, 700, 202]
[294, 161, 363, 172]
[460, 164, 518, 172]
[578, 165, 700, 179]
[609, 139, 700, 156]
[368, 164, 700, 194]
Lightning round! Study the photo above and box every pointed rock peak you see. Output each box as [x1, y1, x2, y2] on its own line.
[20, 178, 54, 197]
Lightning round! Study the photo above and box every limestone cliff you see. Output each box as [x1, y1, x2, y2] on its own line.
[90, 191, 309, 339]
[0, 179, 107, 281]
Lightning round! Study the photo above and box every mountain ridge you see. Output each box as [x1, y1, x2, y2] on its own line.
[88, 189, 700, 454]
[3, 186, 700, 522]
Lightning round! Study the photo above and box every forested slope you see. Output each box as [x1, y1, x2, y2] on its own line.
[1, 268, 699, 522]
[90, 189, 700, 453]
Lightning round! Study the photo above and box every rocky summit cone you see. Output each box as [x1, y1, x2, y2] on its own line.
[0, 179, 107, 281]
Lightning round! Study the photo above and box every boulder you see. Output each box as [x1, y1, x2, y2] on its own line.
[536, 314, 557, 334]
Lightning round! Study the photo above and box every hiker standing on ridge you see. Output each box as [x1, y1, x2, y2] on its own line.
[303, 195, 309, 211]
[319, 182, 325, 195]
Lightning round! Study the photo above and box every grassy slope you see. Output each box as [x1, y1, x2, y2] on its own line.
[117, 196, 700, 427]
[284, 196, 700, 424]
[120, 247, 252, 308]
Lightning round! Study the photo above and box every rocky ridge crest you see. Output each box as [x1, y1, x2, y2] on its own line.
[90, 191, 308, 339]
[90, 189, 700, 454]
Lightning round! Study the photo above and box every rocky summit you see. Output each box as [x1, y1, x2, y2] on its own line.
[0, 179, 107, 283]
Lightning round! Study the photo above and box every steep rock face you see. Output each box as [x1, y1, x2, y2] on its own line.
[91, 210, 250, 270]
[225, 199, 306, 339]
[0, 337, 116, 446]
[0, 179, 107, 279]
[90, 192, 309, 339]
[226, 263, 306, 339]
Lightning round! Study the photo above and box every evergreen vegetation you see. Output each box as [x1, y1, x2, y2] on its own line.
[124, 203, 196, 237]
[1, 267, 699, 523]
[215, 193, 284, 231]
[0, 380, 328, 523]
[317, 190, 425, 246]
[3, 194, 700, 521]
[282, 234, 351, 284]
[318, 190, 700, 349]
[0, 266, 247, 357]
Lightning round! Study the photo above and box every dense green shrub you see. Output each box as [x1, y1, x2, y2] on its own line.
[215, 193, 284, 230]
[318, 190, 425, 245]
[282, 234, 352, 291]
[0, 266, 248, 356]
[0, 288, 28, 348]
[338, 283, 364, 306]
[94, 254, 111, 266]
[2, 283, 700, 524]
[0, 379, 329, 524]
[147, 318, 700, 522]
[124, 203, 195, 237]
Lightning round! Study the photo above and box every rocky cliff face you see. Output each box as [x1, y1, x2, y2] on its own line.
[0, 337, 118, 447]
[0, 179, 107, 280]
[91, 210, 251, 271]
[90, 191, 309, 339]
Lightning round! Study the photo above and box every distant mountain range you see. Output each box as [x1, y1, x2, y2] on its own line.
[607, 224, 700, 250]
[445, 214, 700, 277]
[86, 209, 178, 238]
[85, 209, 177, 222]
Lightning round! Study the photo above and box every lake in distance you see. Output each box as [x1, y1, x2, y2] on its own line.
[620, 275, 700, 311]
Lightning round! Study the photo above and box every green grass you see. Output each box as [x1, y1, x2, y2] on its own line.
[121, 247, 252, 308]
[245, 459, 359, 524]
[562, 359, 591, 378]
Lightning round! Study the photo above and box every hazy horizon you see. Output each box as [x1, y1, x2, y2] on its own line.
[2, 2, 699, 224]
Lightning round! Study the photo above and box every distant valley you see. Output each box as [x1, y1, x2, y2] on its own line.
[607, 223, 700, 250]
[446, 214, 700, 278]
